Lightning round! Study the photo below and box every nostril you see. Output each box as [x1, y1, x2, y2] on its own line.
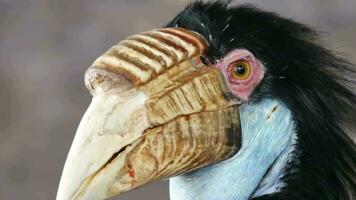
[85, 68, 133, 95]
[200, 55, 211, 66]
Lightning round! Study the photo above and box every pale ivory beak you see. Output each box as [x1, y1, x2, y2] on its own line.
[56, 28, 241, 200]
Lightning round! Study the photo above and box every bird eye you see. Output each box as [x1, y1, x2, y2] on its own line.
[229, 60, 251, 80]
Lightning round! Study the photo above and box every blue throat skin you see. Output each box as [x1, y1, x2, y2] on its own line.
[170, 99, 297, 200]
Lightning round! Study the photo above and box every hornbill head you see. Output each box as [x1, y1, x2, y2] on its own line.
[57, 1, 356, 200]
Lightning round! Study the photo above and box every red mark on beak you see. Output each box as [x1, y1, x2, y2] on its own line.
[129, 168, 135, 178]
[127, 162, 135, 178]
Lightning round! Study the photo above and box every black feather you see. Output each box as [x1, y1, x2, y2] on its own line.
[166, 1, 356, 199]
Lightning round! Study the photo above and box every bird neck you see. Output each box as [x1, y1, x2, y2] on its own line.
[169, 99, 297, 200]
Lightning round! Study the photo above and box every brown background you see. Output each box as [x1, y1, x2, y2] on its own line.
[0, 0, 355, 199]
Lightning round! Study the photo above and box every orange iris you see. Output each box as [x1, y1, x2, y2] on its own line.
[229, 60, 251, 80]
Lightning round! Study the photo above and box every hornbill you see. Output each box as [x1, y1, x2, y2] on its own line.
[57, 1, 356, 200]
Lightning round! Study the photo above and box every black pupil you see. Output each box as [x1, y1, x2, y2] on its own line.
[235, 65, 246, 75]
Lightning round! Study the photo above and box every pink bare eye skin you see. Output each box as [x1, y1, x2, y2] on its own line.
[215, 49, 265, 102]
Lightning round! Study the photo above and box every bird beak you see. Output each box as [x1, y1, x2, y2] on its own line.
[56, 28, 241, 200]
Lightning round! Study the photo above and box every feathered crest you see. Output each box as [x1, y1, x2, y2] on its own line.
[166, 1, 356, 199]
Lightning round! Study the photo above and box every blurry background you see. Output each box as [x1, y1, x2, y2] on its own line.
[0, 0, 355, 199]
